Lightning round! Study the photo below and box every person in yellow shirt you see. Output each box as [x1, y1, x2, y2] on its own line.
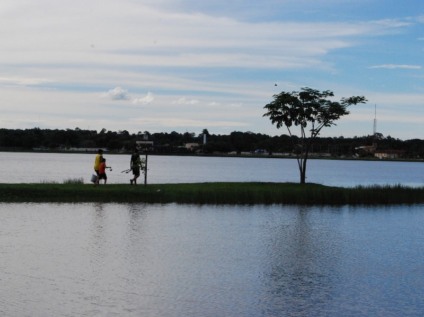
[93, 149, 103, 179]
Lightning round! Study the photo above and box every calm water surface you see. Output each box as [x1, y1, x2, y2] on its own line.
[1, 203, 424, 316]
[1, 152, 423, 316]
[0, 152, 423, 187]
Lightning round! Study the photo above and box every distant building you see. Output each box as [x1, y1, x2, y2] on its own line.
[185, 143, 200, 151]
[136, 140, 154, 149]
[355, 144, 377, 155]
[374, 150, 404, 160]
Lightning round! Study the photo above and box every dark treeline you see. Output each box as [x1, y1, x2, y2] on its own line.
[0, 127, 423, 159]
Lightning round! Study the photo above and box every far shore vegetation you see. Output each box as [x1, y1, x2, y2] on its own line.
[0, 127, 423, 161]
[0, 182, 423, 205]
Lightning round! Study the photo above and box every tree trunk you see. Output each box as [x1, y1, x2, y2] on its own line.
[295, 139, 310, 184]
[300, 156, 308, 184]
[300, 170, 306, 184]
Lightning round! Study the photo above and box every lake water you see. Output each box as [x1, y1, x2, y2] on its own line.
[1, 203, 424, 317]
[0, 152, 423, 187]
[1, 152, 424, 316]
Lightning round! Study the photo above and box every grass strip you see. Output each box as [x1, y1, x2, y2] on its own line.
[0, 182, 423, 205]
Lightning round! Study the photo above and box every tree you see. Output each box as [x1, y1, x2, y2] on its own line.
[263, 87, 367, 184]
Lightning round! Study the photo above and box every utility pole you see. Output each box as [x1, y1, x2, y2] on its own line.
[143, 133, 149, 186]
[144, 150, 148, 186]
[136, 133, 153, 186]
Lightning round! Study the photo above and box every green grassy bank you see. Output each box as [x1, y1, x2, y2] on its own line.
[0, 182, 423, 205]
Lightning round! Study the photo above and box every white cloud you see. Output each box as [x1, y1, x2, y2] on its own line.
[132, 92, 155, 105]
[365, 92, 424, 106]
[0, 76, 53, 86]
[369, 64, 422, 70]
[173, 97, 200, 105]
[102, 87, 130, 100]
[102, 87, 155, 105]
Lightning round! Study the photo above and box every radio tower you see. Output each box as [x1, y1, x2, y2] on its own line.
[372, 104, 377, 150]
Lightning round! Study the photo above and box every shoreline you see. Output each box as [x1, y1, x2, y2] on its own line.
[1, 182, 423, 205]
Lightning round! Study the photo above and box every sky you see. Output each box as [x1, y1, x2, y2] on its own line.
[0, 0, 423, 140]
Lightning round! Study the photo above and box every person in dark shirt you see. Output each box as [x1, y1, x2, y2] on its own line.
[130, 149, 142, 185]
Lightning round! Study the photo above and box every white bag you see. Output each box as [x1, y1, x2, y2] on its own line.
[91, 174, 98, 183]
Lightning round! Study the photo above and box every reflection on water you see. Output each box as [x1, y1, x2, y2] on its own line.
[262, 207, 341, 316]
[1, 203, 424, 316]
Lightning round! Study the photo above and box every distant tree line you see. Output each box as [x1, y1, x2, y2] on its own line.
[0, 127, 423, 159]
